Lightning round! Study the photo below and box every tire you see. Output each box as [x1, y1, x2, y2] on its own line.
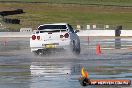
[33, 49, 47, 56]
[75, 42, 80, 55]
[38, 50, 44, 56]
[33, 51, 39, 56]
[71, 41, 80, 55]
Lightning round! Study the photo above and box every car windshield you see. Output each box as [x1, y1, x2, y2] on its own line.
[37, 25, 67, 33]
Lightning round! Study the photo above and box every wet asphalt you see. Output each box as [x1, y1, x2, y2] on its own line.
[0, 37, 132, 88]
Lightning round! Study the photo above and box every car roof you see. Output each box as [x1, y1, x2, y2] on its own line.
[39, 23, 68, 26]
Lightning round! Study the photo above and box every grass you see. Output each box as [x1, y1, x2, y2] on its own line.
[1, 0, 132, 6]
[0, 1, 132, 30]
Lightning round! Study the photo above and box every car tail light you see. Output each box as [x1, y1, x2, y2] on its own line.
[32, 35, 36, 40]
[37, 36, 40, 40]
[64, 33, 69, 38]
[60, 35, 63, 38]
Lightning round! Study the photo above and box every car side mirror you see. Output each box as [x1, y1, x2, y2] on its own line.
[74, 30, 79, 33]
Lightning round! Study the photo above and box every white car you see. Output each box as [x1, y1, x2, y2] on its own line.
[30, 23, 80, 55]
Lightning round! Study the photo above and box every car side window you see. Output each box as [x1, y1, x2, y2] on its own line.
[68, 24, 74, 33]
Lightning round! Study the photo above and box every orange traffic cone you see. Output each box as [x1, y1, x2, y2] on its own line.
[96, 43, 101, 55]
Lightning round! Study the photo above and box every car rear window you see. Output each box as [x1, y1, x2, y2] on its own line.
[38, 25, 67, 30]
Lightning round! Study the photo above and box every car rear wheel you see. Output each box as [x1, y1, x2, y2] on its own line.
[33, 49, 47, 56]
[75, 43, 80, 55]
[33, 49, 44, 56]
[71, 41, 80, 55]
[33, 51, 39, 56]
